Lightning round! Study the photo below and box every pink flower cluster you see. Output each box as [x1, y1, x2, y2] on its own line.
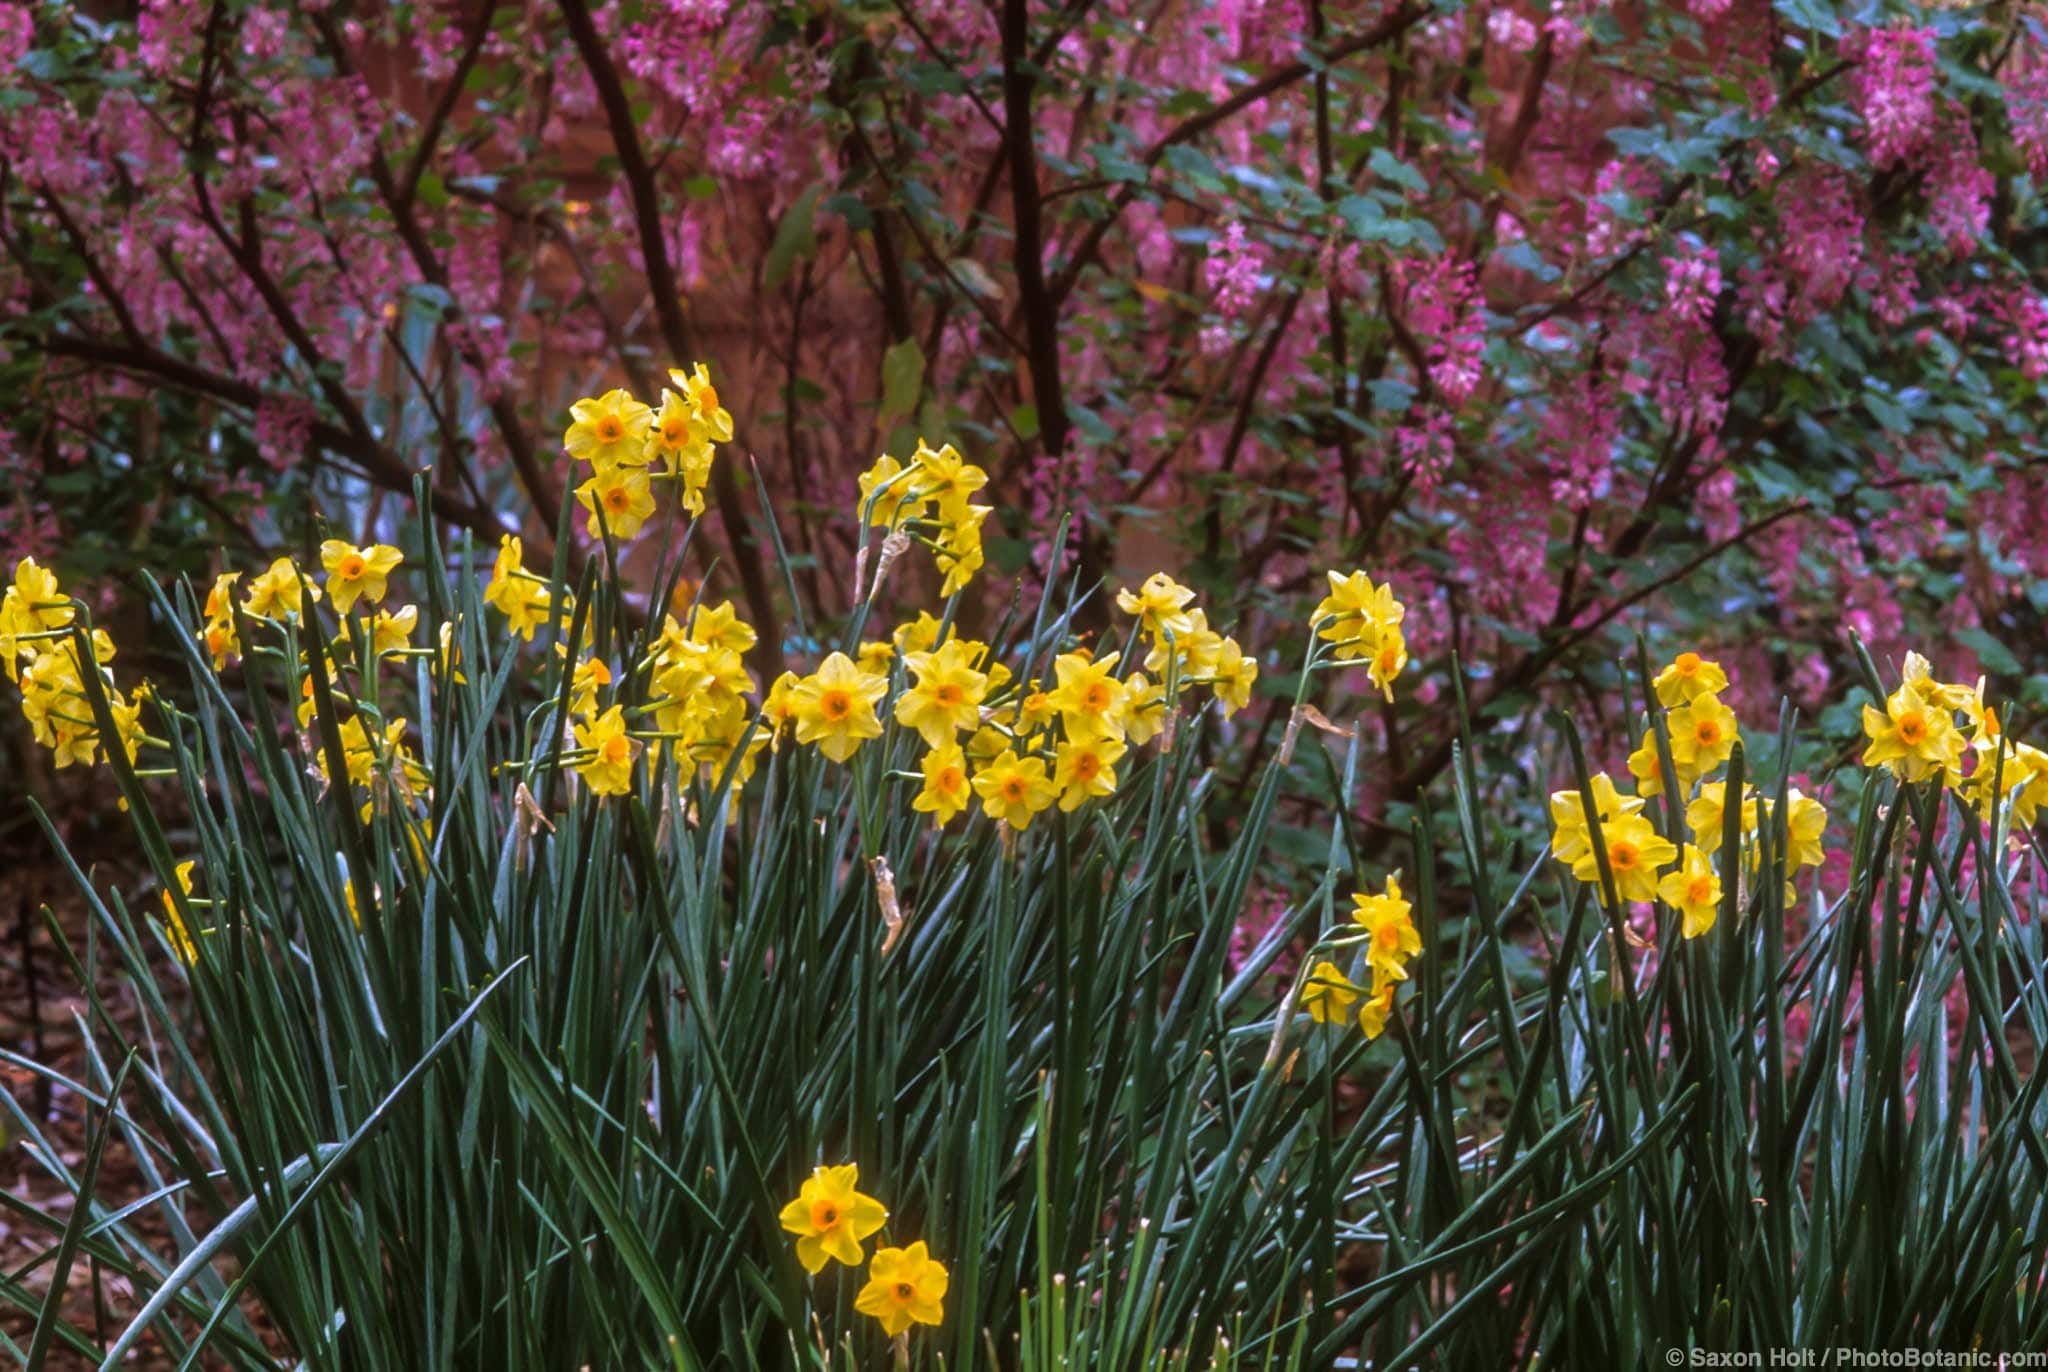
[1845, 25, 1939, 167]
[1544, 374, 1618, 508]
[2002, 296, 2048, 382]
[621, 0, 736, 110]
[2009, 58, 2048, 178]
[1740, 168, 1864, 354]
[1662, 240, 1721, 326]
[1201, 222, 1266, 356]
[1396, 257, 1484, 407]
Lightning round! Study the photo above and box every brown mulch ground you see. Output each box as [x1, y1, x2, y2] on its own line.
[1, 767, 278, 1368]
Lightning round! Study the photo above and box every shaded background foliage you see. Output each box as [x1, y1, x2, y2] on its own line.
[3, 0, 2047, 813]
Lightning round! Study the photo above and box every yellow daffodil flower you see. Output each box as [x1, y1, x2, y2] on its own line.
[1116, 572, 1197, 641]
[913, 742, 972, 827]
[3, 557, 73, 640]
[1773, 788, 1828, 872]
[1685, 781, 1758, 855]
[1054, 733, 1125, 811]
[201, 571, 240, 624]
[1118, 672, 1168, 746]
[483, 536, 560, 640]
[564, 388, 653, 468]
[202, 617, 240, 671]
[243, 556, 320, 620]
[1209, 636, 1257, 716]
[934, 505, 991, 597]
[1861, 679, 1964, 784]
[1658, 844, 1721, 938]
[688, 600, 757, 656]
[668, 362, 734, 445]
[1046, 650, 1127, 740]
[856, 639, 896, 677]
[776, 1164, 888, 1275]
[892, 611, 944, 657]
[854, 1241, 948, 1336]
[1652, 651, 1728, 707]
[572, 705, 637, 796]
[911, 438, 988, 522]
[1548, 773, 1645, 866]
[575, 464, 656, 541]
[971, 748, 1056, 831]
[790, 652, 887, 763]
[569, 656, 612, 718]
[1351, 876, 1420, 987]
[1144, 607, 1224, 688]
[1366, 625, 1407, 702]
[896, 640, 989, 746]
[159, 860, 199, 964]
[857, 453, 925, 529]
[1667, 691, 1738, 779]
[1359, 983, 1396, 1041]
[320, 540, 404, 614]
[369, 604, 418, 657]
[1301, 960, 1361, 1025]
[1569, 810, 1676, 903]
[1626, 728, 1666, 797]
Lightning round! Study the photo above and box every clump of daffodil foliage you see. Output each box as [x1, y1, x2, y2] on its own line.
[6, 367, 2048, 1368]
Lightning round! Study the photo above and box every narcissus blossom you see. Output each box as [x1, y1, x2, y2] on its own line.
[1352, 876, 1421, 988]
[572, 705, 638, 797]
[1568, 811, 1676, 903]
[319, 541, 403, 615]
[1047, 650, 1127, 740]
[563, 389, 653, 469]
[913, 742, 972, 827]
[575, 464, 657, 542]
[854, 1241, 947, 1336]
[1652, 652, 1728, 708]
[1054, 733, 1125, 811]
[791, 652, 887, 763]
[777, 1164, 887, 1275]
[1300, 960, 1361, 1025]
[896, 640, 990, 746]
[1658, 845, 1721, 939]
[1861, 680, 1963, 785]
[971, 748, 1056, 831]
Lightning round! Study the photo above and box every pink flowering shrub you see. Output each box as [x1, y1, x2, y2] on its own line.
[2, 0, 2046, 846]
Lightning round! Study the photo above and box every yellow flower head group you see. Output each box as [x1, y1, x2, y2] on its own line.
[13, 374, 1409, 869]
[1555, 651, 1832, 939]
[485, 535, 559, 640]
[563, 362, 732, 541]
[560, 598, 765, 801]
[778, 1164, 946, 1338]
[194, 544, 434, 828]
[774, 558, 1261, 837]
[1114, 572, 1258, 721]
[1861, 651, 2045, 825]
[5, 559, 145, 774]
[1310, 570, 1408, 701]
[1302, 875, 1421, 1042]
[855, 439, 993, 596]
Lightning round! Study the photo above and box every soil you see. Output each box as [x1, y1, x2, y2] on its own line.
[0, 766, 279, 1369]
